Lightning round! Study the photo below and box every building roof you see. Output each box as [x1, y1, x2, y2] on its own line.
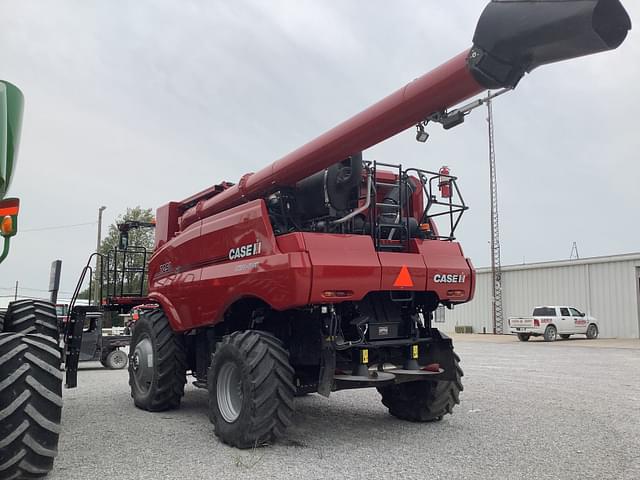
[475, 252, 640, 274]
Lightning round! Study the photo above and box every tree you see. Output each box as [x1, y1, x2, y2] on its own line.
[77, 206, 155, 301]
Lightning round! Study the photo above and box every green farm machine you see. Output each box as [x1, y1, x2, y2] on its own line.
[0, 81, 62, 479]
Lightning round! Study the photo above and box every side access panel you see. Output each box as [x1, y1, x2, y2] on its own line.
[151, 200, 312, 331]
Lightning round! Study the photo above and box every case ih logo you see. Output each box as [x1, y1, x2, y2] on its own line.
[228, 241, 262, 261]
[433, 273, 466, 283]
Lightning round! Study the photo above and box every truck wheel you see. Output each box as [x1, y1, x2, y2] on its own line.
[0, 333, 62, 479]
[586, 324, 598, 339]
[517, 333, 530, 342]
[128, 309, 187, 411]
[105, 349, 128, 369]
[543, 325, 557, 342]
[5, 300, 58, 340]
[377, 352, 463, 422]
[560, 334, 571, 339]
[208, 330, 295, 448]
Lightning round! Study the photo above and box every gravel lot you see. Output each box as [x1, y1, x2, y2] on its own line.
[51, 336, 640, 480]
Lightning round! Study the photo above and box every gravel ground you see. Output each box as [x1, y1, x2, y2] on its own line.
[50, 337, 640, 480]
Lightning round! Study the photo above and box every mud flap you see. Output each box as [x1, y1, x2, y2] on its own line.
[317, 338, 336, 397]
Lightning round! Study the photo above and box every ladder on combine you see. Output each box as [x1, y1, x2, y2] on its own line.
[372, 161, 410, 252]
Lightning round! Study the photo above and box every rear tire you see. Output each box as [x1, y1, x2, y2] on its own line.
[378, 351, 463, 422]
[104, 349, 128, 369]
[517, 333, 530, 342]
[560, 334, 571, 339]
[208, 330, 295, 448]
[0, 333, 62, 479]
[4, 300, 58, 339]
[128, 309, 186, 411]
[543, 325, 557, 342]
[586, 324, 598, 339]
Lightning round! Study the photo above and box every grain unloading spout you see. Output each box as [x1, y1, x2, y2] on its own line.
[176, 0, 630, 231]
[470, 0, 631, 88]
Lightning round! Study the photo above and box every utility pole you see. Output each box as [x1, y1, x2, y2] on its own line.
[95, 206, 107, 305]
[487, 94, 504, 334]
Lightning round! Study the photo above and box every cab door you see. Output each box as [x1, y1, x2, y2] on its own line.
[79, 314, 101, 361]
[558, 307, 573, 333]
[569, 307, 588, 333]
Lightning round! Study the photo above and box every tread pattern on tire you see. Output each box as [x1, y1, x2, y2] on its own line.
[586, 324, 599, 339]
[0, 333, 62, 479]
[378, 352, 464, 422]
[4, 300, 58, 339]
[209, 330, 295, 448]
[129, 309, 187, 411]
[0, 311, 4, 333]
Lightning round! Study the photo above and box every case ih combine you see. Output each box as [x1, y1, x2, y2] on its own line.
[62, 0, 629, 450]
[63, 0, 629, 465]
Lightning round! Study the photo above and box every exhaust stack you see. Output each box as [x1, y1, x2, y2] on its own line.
[176, 0, 630, 231]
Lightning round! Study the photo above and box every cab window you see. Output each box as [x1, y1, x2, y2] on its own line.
[569, 308, 583, 317]
[533, 307, 556, 316]
[560, 308, 570, 316]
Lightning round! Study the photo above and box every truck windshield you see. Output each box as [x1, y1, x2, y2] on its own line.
[533, 307, 556, 316]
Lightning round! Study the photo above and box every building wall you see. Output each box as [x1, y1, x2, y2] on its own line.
[440, 253, 640, 339]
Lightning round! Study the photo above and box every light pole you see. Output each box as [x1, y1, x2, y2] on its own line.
[95, 206, 106, 304]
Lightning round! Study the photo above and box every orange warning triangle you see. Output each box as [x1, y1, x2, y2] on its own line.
[393, 265, 414, 287]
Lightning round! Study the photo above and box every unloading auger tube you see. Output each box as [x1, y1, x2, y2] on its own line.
[178, 0, 630, 229]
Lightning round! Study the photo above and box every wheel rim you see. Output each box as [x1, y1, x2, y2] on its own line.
[112, 351, 126, 368]
[548, 327, 556, 340]
[217, 362, 243, 423]
[131, 336, 154, 393]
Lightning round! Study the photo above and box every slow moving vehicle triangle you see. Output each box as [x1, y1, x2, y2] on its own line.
[393, 265, 414, 288]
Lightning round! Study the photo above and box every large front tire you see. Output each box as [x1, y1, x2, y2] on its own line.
[208, 331, 295, 448]
[4, 300, 58, 339]
[586, 324, 599, 339]
[0, 333, 62, 479]
[378, 352, 464, 422]
[128, 309, 187, 411]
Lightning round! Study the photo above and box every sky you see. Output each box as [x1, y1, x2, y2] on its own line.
[0, 0, 638, 299]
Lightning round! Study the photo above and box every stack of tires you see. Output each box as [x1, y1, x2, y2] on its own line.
[0, 299, 62, 479]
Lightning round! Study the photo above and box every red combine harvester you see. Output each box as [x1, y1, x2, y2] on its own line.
[62, 0, 630, 449]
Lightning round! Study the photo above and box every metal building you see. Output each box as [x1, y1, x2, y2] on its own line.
[439, 252, 640, 338]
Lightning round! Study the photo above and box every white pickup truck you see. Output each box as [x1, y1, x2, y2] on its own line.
[508, 306, 599, 342]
